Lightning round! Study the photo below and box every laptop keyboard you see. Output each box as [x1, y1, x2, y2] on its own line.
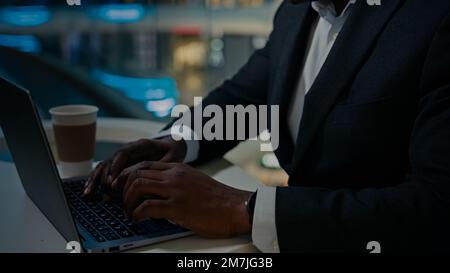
[63, 179, 181, 243]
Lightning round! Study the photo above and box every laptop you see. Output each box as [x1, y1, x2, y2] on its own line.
[0, 76, 192, 253]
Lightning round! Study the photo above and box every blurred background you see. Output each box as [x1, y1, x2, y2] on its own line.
[0, 0, 288, 186]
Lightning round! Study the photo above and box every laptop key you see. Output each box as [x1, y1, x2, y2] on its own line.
[107, 220, 118, 226]
[92, 221, 106, 228]
[118, 230, 133, 238]
[105, 234, 119, 241]
[96, 225, 110, 232]
[94, 235, 106, 242]
[93, 204, 101, 211]
[86, 226, 96, 233]
[98, 212, 109, 218]
[84, 212, 95, 218]
[103, 203, 114, 210]
[94, 209, 105, 215]
[112, 225, 123, 231]
[117, 216, 127, 222]
[90, 231, 105, 242]
[110, 209, 122, 215]
[86, 217, 98, 223]
[100, 229, 114, 236]
[78, 207, 89, 213]
[102, 217, 113, 223]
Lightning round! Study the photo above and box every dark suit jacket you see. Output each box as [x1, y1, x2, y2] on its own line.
[172, 0, 450, 252]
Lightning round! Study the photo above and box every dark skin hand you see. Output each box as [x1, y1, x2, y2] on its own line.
[83, 137, 187, 197]
[83, 137, 253, 238]
[115, 161, 252, 238]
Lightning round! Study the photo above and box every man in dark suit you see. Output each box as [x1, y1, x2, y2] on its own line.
[84, 0, 450, 252]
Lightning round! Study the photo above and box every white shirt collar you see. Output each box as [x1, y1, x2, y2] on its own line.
[311, 0, 357, 22]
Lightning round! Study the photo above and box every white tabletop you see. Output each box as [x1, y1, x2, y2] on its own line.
[0, 118, 261, 253]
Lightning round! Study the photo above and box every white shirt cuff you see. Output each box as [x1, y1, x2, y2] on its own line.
[251, 185, 280, 253]
[153, 128, 200, 163]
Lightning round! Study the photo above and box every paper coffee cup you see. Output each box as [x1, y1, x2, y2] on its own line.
[49, 105, 98, 178]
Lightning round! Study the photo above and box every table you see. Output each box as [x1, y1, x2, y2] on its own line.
[0, 118, 261, 253]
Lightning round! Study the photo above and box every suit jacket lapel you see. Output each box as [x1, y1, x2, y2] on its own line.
[270, 4, 316, 171]
[289, 0, 405, 181]
[271, 5, 315, 115]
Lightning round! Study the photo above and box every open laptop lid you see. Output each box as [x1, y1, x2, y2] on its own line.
[0, 76, 79, 243]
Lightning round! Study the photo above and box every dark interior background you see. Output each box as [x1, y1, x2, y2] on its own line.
[0, 0, 278, 120]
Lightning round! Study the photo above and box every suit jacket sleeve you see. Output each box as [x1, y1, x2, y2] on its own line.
[275, 12, 450, 252]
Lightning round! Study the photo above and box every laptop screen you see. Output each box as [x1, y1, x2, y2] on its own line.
[0, 76, 79, 243]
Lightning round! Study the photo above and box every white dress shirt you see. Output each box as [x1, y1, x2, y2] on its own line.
[159, 0, 357, 252]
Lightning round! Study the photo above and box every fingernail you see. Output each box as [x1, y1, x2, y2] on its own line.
[111, 179, 118, 189]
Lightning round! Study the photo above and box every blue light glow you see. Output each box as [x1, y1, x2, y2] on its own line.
[0, 6, 50, 27]
[146, 98, 176, 117]
[92, 69, 179, 117]
[0, 34, 41, 53]
[90, 4, 147, 23]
